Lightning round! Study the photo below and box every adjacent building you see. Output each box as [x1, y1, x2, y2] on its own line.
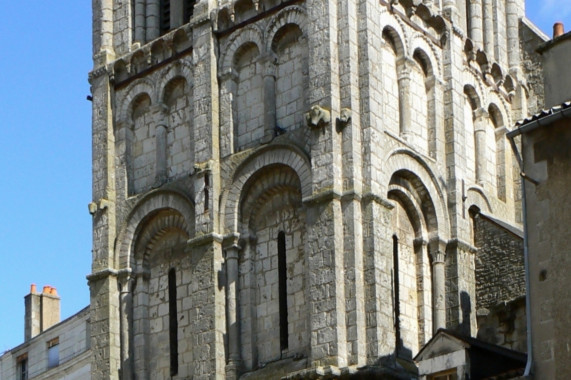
[506, 24, 571, 379]
[0, 286, 91, 380]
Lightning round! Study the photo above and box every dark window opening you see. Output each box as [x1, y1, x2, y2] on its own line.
[160, 0, 171, 34]
[392, 235, 401, 356]
[204, 174, 210, 212]
[17, 354, 28, 380]
[169, 268, 179, 376]
[278, 231, 288, 351]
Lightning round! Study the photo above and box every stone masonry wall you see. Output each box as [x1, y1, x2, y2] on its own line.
[473, 211, 524, 311]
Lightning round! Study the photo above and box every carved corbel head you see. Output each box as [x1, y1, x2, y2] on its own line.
[305, 105, 331, 129]
[336, 108, 352, 132]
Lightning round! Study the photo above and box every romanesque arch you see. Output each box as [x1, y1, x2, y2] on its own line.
[222, 145, 312, 234]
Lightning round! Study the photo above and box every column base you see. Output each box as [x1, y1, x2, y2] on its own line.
[225, 360, 241, 380]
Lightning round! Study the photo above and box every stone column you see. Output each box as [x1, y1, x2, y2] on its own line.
[262, 54, 277, 143]
[397, 58, 413, 141]
[152, 104, 168, 187]
[469, 0, 483, 47]
[426, 76, 444, 160]
[473, 108, 489, 186]
[225, 243, 241, 379]
[429, 239, 447, 332]
[414, 238, 431, 345]
[119, 272, 134, 380]
[93, 0, 114, 57]
[134, 0, 146, 44]
[155, 124, 168, 185]
[506, 0, 523, 76]
[146, 0, 160, 42]
[442, 0, 458, 23]
[483, 0, 494, 56]
[218, 69, 238, 157]
[133, 272, 150, 380]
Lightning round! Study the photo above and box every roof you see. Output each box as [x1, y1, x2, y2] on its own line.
[414, 328, 527, 363]
[508, 101, 571, 138]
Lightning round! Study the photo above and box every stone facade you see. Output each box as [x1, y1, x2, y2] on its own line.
[88, 0, 545, 378]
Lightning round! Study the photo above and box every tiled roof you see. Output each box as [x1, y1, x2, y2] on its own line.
[516, 101, 571, 127]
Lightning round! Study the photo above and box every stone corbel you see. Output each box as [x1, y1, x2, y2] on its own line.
[336, 108, 352, 131]
[192, 159, 212, 175]
[305, 105, 331, 129]
[88, 198, 112, 216]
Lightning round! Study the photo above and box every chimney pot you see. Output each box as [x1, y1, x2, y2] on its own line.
[554, 22, 564, 38]
[30, 284, 37, 294]
[43, 285, 51, 294]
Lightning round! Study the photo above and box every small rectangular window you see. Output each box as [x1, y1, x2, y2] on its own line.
[47, 337, 60, 368]
[17, 354, 28, 380]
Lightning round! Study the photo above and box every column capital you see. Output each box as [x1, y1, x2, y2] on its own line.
[218, 67, 238, 83]
[473, 107, 489, 121]
[428, 237, 447, 264]
[223, 233, 242, 260]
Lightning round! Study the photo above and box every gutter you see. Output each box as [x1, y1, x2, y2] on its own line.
[507, 103, 571, 140]
[507, 133, 534, 378]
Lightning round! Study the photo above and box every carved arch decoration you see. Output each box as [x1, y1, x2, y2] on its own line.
[408, 33, 442, 78]
[463, 68, 487, 107]
[221, 145, 311, 234]
[133, 209, 189, 271]
[463, 83, 483, 111]
[465, 185, 493, 214]
[379, 10, 409, 57]
[116, 78, 158, 123]
[220, 24, 265, 72]
[381, 24, 407, 58]
[486, 92, 512, 129]
[240, 164, 302, 233]
[161, 76, 190, 107]
[264, 5, 308, 49]
[115, 189, 195, 269]
[157, 61, 194, 101]
[388, 183, 428, 239]
[382, 148, 451, 240]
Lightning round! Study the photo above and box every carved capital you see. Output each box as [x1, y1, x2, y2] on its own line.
[305, 105, 331, 128]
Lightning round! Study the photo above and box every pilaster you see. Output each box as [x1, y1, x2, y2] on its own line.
[362, 196, 395, 363]
[445, 239, 477, 336]
[338, 0, 365, 366]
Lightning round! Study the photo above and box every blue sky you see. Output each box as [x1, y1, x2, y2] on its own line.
[0, 1, 569, 353]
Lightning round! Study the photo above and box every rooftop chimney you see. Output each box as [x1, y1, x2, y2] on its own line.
[25, 284, 61, 341]
[554, 22, 564, 38]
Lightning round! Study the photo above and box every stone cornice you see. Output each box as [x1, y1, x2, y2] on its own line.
[187, 232, 223, 248]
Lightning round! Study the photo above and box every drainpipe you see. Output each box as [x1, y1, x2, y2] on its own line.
[507, 133, 533, 377]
